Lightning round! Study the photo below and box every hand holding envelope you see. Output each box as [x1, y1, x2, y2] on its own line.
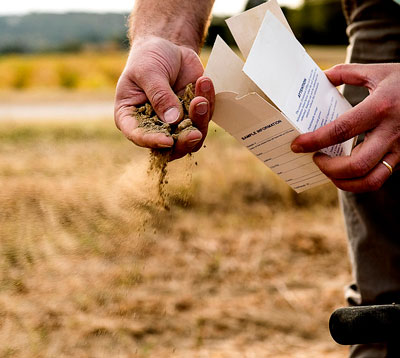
[292, 62, 400, 192]
[204, 0, 356, 193]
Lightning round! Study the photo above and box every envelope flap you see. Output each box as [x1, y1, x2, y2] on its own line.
[226, 0, 292, 59]
[204, 36, 259, 97]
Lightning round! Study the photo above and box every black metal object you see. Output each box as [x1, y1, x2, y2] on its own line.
[329, 304, 400, 345]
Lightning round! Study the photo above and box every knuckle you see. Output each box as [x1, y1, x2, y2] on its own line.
[114, 105, 126, 131]
[391, 124, 400, 139]
[380, 125, 400, 144]
[114, 118, 121, 131]
[149, 87, 172, 111]
[113, 108, 121, 128]
[349, 157, 372, 177]
[375, 97, 394, 117]
[331, 64, 345, 73]
[365, 175, 385, 192]
[331, 120, 352, 144]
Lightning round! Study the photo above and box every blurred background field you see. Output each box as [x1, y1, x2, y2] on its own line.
[0, 1, 353, 357]
[0, 46, 345, 92]
[0, 52, 127, 91]
[0, 119, 351, 358]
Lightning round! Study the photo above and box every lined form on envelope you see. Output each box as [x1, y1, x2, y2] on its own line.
[204, 0, 355, 193]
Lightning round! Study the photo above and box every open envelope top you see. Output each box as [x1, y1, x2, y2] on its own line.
[204, 37, 329, 192]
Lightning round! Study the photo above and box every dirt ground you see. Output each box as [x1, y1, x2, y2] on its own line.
[0, 117, 352, 357]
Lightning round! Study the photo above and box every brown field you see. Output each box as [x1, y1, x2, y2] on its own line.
[0, 47, 352, 357]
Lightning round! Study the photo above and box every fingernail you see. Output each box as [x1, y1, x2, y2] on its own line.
[164, 107, 180, 124]
[195, 102, 208, 116]
[200, 80, 211, 92]
[291, 144, 304, 153]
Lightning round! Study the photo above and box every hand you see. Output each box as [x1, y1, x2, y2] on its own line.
[114, 36, 215, 160]
[291, 63, 400, 193]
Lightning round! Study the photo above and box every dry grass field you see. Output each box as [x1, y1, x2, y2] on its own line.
[0, 47, 352, 357]
[0, 46, 346, 91]
[0, 51, 127, 91]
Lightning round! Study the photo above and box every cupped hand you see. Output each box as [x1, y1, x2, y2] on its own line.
[114, 36, 215, 160]
[291, 63, 400, 193]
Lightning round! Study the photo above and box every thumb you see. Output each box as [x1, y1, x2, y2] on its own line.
[140, 73, 183, 124]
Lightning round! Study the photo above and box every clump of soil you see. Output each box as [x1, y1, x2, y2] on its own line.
[135, 83, 196, 140]
[134, 84, 197, 209]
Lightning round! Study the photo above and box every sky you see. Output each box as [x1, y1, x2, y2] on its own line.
[0, 0, 301, 16]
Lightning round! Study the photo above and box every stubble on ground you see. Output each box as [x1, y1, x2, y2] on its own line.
[0, 119, 350, 358]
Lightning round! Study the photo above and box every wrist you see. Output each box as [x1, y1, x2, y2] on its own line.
[130, 17, 202, 52]
[129, 1, 214, 53]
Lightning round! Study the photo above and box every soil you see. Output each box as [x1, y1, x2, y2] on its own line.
[134, 84, 197, 209]
[134, 83, 196, 140]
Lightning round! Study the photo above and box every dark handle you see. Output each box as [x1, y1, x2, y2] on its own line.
[329, 304, 400, 345]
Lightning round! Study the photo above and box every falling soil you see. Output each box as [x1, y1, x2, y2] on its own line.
[134, 84, 197, 209]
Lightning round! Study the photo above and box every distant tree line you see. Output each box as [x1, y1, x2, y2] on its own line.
[284, 0, 348, 45]
[205, 0, 348, 47]
[0, 13, 130, 54]
[0, 1, 347, 55]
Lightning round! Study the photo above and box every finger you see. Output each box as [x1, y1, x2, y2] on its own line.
[195, 76, 215, 116]
[331, 153, 399, 193]
[291, 94, 380, 153]
[380, 153, 397, 175]
[114, 75, 146, 131]
[116, 105, 174, 149]
[324, 64, 375, 89]
[172, 48, 204, 92]
[313, 133, 391, 179]
[189, 96, 210, 140]
[131, 128, 174, 149]
[169, 97, 210, 161]
[169, 129, 203, 161]
[139, 73, 183, 125]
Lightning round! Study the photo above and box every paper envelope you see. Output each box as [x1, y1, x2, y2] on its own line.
[204, 0, 354, 193]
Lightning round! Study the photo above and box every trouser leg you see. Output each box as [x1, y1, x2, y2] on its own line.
[340, 171, 400, 357]
[341, 170, 400, 308]
[340, 25, 400, 356]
